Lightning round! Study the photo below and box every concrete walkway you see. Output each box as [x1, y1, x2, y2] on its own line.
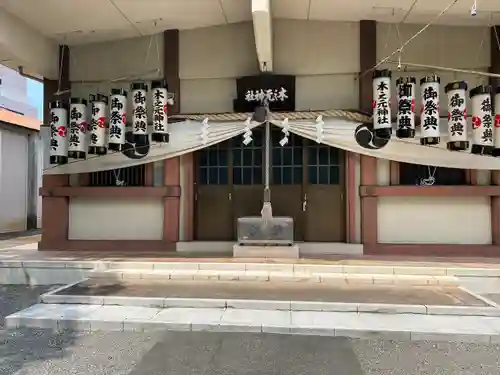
[6, 302, 500, 344]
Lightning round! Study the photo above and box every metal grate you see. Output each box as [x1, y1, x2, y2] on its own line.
[89, 165, 146, 187]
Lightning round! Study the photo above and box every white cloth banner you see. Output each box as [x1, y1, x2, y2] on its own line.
[44, 120, 261, 175]
[271, 118, 500, 170]
[45, 115, 500, 174]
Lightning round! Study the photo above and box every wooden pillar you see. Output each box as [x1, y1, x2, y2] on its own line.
[39, 45, 70, 250]
[358, 20, 379, 251]
[162, 30, 182, 244]
[490, 26, 500, 246]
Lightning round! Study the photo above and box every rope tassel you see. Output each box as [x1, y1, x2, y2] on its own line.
[315, 115, 324, 143]
[200, 118, 210, 145]
[242, 117, 253, 145]
[280, 118, 289, 146]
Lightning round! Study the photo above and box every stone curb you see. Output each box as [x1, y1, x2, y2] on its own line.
[5, 315, 498, 344]
[90, 269, 460, 286]
[2, 259, 500, 277]
[38, 294, 500, 317]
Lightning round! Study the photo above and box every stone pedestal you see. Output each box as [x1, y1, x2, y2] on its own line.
[233, 244, 299, 259]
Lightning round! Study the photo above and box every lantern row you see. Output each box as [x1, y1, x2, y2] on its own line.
[49, 80, 170, 165]
[372, 69, 500, 155]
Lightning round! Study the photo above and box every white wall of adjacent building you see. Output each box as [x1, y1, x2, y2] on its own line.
[0, 125, 29, 233]
[67, 20, 493, 245]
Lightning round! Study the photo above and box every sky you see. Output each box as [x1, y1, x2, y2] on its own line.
[26, 77, 44, 121]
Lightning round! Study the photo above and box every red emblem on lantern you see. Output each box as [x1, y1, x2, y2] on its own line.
[495, 114, 500, 128]
[464, 108, 467, 119]
[122, 113, 127, 124]
[472, 116, 482, 129]
[163, 104, 168, 114]
[97, 117, 106, 128]
[372, 100, 376, 109]
[411, 99, 415, 113]
[57, 126, 67, 137]
[79, 122, 88, 133]
[447, 112, 450, 121]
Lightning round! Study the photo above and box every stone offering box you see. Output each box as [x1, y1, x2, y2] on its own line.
[237, 216, 294, 245]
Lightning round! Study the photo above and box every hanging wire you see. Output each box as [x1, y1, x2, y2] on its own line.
[386, 60, 500, 78]
[395, 0, 420, 68]
[361, 0, 460, 77]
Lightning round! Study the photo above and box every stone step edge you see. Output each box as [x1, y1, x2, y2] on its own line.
[5, 314, 498, 344]
[38, 294, 500, 317]
[101, 262, 500, 277]
[2, 260, 500, 277]
[89, 269, 459, 286]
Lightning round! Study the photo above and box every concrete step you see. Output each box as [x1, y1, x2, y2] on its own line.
[40, 278, 498, 317]
[6, 303, 500, 344]
[95, 261, 500, 277]
[39, 293, 500, 317]
[89, 268, 460, 286]
[2, 257, 500, 286]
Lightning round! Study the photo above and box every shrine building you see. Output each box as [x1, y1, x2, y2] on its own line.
[4, 0, 500, 257]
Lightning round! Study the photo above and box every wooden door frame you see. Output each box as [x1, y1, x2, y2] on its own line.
[302, 139, 347, 242]
[193, 134, 348, 243]
[193, 140, 234, 240]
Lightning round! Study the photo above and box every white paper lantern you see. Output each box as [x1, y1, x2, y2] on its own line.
[372, 69, 392, 138]
[493, 88, 500, 157]
[395, 77, 416, 139]
[67, 98, 88, 159]
[108, 88, 127, 151]
[131, 82, 148, 145]
[470, 85, 494, 155]
[48, 101, 68, 165]
[151, 80, 169, 143]
[444, 81, 469, 151]
[88, 94, 108, 155]
[420, 75, 440, 145]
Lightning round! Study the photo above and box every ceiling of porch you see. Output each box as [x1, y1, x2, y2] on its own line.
[1, 0, 500, 45]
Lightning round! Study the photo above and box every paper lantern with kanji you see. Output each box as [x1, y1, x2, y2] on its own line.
[48, 101, 68, 165]
[470, 85, 494, 155]
[396, 76, 416, 139]
[445, 81, 469, 151]
[131, 82, 148, 145]
[151, 80, 169, 143]
[67, 98, 88, 159]
[420, 75, 441, 146]
[493, 87, 500, 157]
[88, 93, 108, 155]
[372, 69, 392, 138]
[108, 89, 127, 151]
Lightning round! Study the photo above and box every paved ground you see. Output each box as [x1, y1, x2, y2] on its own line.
[486, 294, 500, 305]
[56, 279, 487, 306]
[2, 285, 500, 374]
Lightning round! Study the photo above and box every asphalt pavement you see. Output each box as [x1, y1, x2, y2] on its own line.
[1, 285, 500, 375]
